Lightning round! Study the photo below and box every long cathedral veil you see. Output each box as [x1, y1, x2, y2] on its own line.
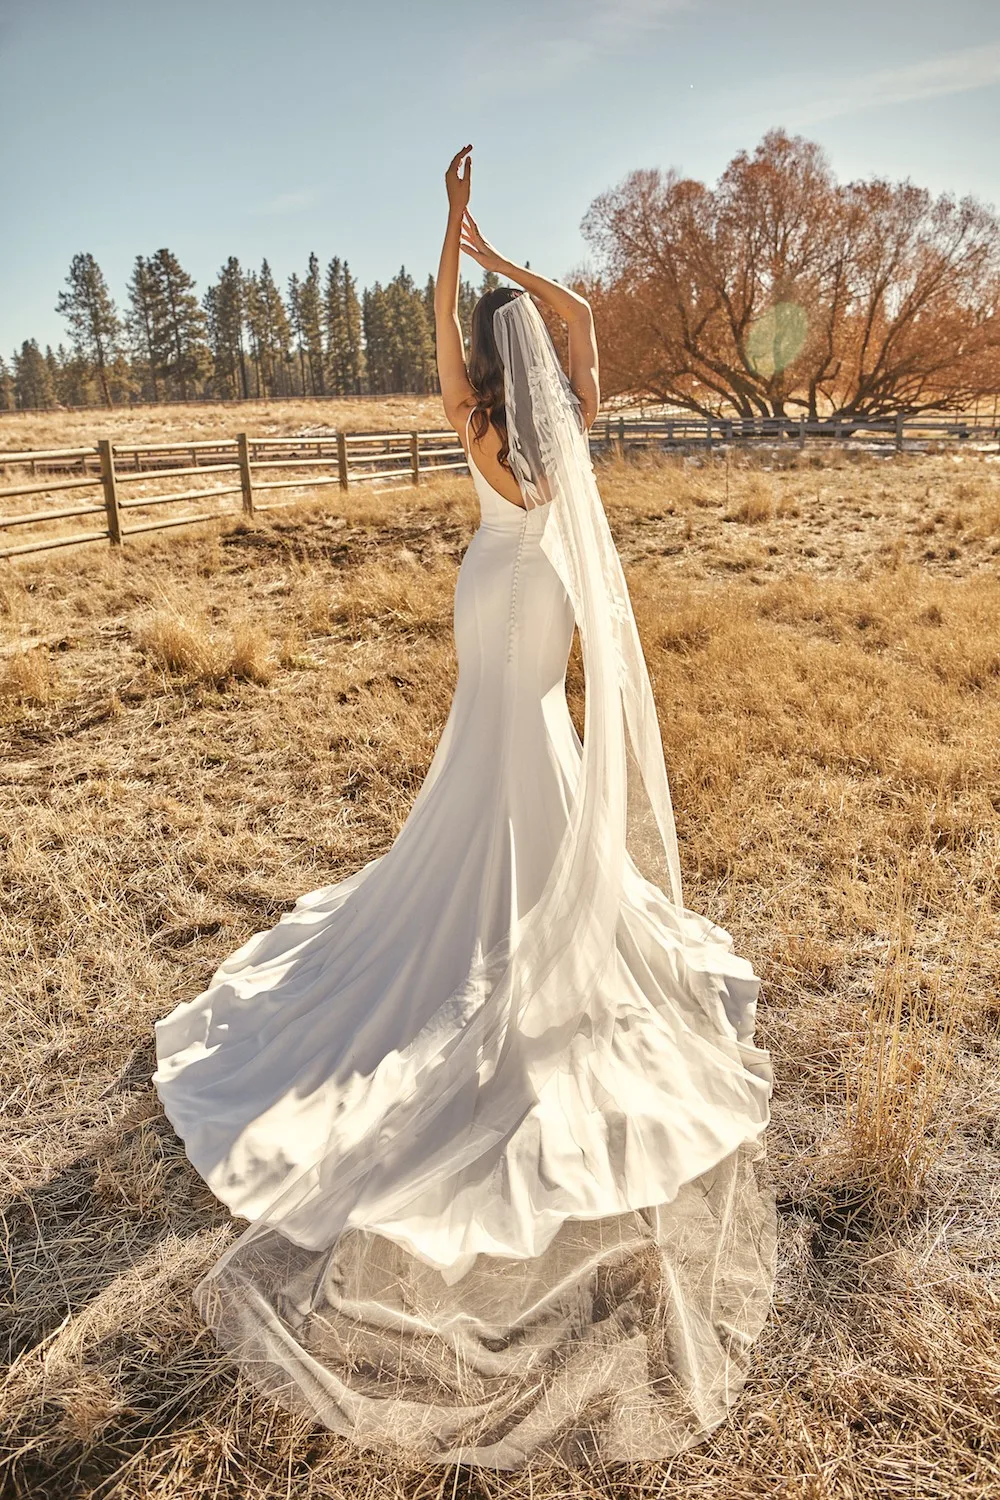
[190, 290, 776, 1467]
[493, 290, 684, 913]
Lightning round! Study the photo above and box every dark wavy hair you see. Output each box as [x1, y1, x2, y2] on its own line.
[467, 286, 524, 472]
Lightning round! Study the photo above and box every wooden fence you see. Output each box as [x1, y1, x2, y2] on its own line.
[2, 414, 998, 561]
[0, 430, 468, 561]
[595, 412, 1000, 452]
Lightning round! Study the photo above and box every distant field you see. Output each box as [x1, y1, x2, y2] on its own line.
[2, 445, 999, 1498]
[3, 395, 997, 456]
[0, 396, 450, 451]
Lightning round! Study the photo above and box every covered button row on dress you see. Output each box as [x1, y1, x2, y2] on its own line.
[506, 514, 530, 666]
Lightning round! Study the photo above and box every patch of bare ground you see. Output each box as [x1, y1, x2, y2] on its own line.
[1, 443, 998, 1498]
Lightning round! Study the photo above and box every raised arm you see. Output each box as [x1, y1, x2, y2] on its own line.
[460, 210, 601, 430]
[434, 145, 476, 427]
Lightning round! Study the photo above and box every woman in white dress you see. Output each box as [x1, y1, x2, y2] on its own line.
[152, 144, 776, 1469]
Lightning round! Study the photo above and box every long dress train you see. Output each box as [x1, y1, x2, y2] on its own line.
[152, 408, 776, 1468]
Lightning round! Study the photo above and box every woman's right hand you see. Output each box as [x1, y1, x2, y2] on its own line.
[459, 210, 508, 274]
[445, 144, 473, 212]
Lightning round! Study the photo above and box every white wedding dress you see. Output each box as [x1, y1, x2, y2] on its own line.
[153, 295, 775, 1468]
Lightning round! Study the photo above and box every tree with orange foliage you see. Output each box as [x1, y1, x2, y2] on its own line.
[576, 131, 1000, 419]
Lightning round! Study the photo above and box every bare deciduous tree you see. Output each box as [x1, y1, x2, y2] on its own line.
[577, 131, 1000, 419]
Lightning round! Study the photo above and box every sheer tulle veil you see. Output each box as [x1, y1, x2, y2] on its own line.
[188, 289, 776, 1466]
[494, 289, 685, 914]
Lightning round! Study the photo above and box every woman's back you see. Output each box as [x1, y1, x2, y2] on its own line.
[462, 404, 527, 510]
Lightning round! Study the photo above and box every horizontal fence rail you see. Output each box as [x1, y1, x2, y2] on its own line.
[1, 415, 998, 561]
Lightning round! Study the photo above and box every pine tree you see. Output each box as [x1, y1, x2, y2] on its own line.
[361, 269, 437, 394]
[244, 264, 292, 398]
[222, 257, 249, 399]
[202, 285, 224, 395]
[55, 252, 121, 407]
[44, 345, 61, 402]
[53, 342, 95, 406]
[389, 267, 435, 392]
[457, 275, 478, 358]
[126, 254, 167, 401]
[149, 249, 206, 401]
[204, 258, 249, 399]
[423, 274, 438, 393]
[362, 284, 389, 394]
[244, 270, 264, 396]
[299, 253, 325, 396]
[325, 256, 349, 395]
[287, 273, 308, 396]
[342, 262, 364, 395]
[13, 340, 56, 409]
[106, 350, 138, 406]
[0, 356, 14, 411]
[258, 260, 293, 395]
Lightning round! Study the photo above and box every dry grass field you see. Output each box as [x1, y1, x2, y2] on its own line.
[1, 434, 999, 1499]
[0, 397, 448, 453]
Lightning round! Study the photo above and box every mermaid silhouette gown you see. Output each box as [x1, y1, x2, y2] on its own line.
[152, 413, 776, 1467]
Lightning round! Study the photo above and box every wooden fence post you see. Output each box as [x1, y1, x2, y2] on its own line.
[410, 431, 420, 485]
[617, 415, 625, 457]
[98, 439, 122, 546]
[337, 432, 349, 490]
[895, 412, 904, 453]
[705, 417, 713, 452]
[236, 432, 255, 515]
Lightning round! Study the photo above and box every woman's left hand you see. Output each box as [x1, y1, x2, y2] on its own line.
[459, 210, 507, 273]
[446, 144, 473, 211]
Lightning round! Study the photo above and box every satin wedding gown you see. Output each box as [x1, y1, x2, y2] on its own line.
[153, 310, 776, 1468]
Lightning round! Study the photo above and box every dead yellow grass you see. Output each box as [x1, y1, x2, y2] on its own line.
[723, 470, 777, 523]
[132, 602, 277, 687]
[0, 644, 56, 704]
[1, 440, 999, 1498]
[0, 395, 448, 452]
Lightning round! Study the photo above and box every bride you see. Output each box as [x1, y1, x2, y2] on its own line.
[152, 144, 776, 1468]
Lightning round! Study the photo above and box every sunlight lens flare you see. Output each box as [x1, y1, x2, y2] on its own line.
[745, 301, 808, 376]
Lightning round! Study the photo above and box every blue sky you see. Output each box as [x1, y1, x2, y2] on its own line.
[2, 0, 999, 357]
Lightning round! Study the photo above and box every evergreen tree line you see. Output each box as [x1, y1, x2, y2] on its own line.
[1, 250, 501, 411]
